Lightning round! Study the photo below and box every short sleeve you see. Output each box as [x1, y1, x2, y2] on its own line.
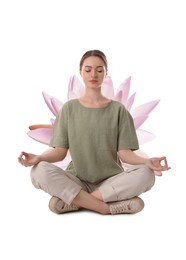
[49, 103, 69, 148]
[117, 106, 139, 151]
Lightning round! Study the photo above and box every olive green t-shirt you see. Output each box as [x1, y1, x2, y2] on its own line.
[50, 99, 139, 183]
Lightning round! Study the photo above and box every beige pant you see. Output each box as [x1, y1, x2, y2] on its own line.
[30, 162, 155, 205]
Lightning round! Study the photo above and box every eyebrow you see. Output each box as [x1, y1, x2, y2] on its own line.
[84, 66, 104, 68]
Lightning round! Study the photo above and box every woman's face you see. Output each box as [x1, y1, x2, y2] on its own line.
[80, 56, 107, 89]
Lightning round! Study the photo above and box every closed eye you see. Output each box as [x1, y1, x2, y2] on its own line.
[84, 66, 104, 73]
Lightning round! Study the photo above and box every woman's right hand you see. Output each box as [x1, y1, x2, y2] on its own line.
[18, 151, 41, 167]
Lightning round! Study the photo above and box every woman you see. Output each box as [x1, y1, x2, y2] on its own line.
[18, 50, 170, 215]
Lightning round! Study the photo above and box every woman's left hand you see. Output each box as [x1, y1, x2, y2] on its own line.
[146, 156, 171, 172]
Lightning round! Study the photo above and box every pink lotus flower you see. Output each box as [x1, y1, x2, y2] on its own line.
[28, 75, 162, 175]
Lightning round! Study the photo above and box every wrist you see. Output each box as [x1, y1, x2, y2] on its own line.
[143, 158, 149, 165]
[37, 155, 42, 163]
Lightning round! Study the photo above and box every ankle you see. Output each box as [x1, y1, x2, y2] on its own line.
[99, 202, 110, 215]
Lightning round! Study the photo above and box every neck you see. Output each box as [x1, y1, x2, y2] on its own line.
[81, 88, 103, 102]
[79, 88, 111, 108]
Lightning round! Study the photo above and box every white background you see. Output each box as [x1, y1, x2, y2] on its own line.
[0, 0, 185, 259]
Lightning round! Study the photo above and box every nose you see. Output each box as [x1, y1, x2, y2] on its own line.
[90, 69, 97, 78]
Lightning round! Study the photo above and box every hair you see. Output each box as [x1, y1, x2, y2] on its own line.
[79, 50, 108, 71]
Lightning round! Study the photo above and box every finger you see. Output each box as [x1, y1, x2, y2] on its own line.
[159, 157, 166, 167]
[21, 151, 28, 157]
[158, 156, 166, 161]
[18, 152, 24, 159]
[163, 157, 171, 170]
[163, 157, 168, 167]
[18, 157, 23, 164]
[154, 171, 162, 176]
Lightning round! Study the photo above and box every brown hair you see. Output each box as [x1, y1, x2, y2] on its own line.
[79, 50, 108, 71]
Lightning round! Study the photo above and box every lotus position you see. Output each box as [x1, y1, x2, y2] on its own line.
[18, 50, 170, 215]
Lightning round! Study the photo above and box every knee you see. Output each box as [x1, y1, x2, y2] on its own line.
[140, 165, 155, 191]
[30, 161, 51, 188]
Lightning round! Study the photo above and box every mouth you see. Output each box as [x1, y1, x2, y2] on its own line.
[89, 80, 98, 84]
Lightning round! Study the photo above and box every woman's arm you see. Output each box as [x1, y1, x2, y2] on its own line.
[118, 149, 171, 172]
[118, 149, 147, 165]
[18, 147, 68, 167]
[39, 147, 68, 162]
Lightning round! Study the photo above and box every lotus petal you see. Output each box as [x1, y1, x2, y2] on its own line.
[131, 100, 160, 118]
[68, 91, 78, 100]
[68, 75, 84, 100]
[101, 76, 115, 99]
[114, 90, 123, 103]
[50, 118, 55, 125]
[27, 128, 53, 145]
[125, 92, 136, 111]
[115, 77, 131, 106]
[133, 115, 149, 129]
[51, 97, 63, 114]
[42, 92, 62, 116]
[136, 129, 156, 145]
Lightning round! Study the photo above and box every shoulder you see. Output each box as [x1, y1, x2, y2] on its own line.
[110, 100, 133, 121]
[57, 99, 78, 118]
[110, 100, 128, 112]
[64, 99, 78, 106]
[61, 99, 78, 110]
